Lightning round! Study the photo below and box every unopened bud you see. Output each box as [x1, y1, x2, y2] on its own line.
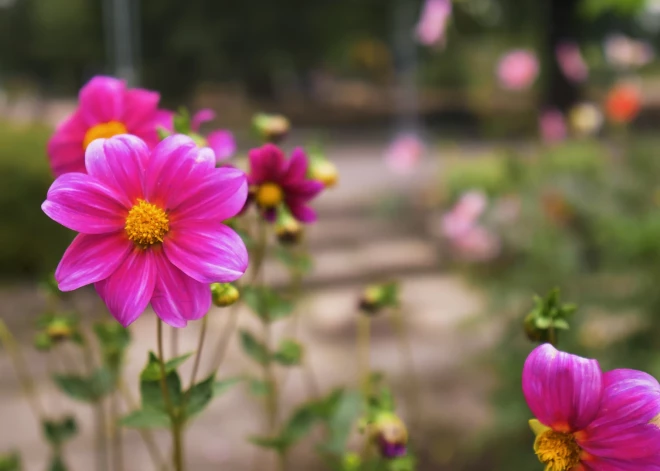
[211, 283, 240, 307]
[253, 113, 290, 144]
[310, 159, 339, 188]
[275, 207, 303, 245]
[46, 320, 74, 342]
[523, 313, 552, 343]
[371, 412, 408, 459]
[358, 282, 399, 315]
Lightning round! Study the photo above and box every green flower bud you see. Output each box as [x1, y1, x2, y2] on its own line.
[275, 206, 303, 245]
[211, 283, 240, 307]
[310, 159, 339, 188]
[46, 320, 74, 342]
[252, 113, 290, 144]
[371, 412, 408, 459]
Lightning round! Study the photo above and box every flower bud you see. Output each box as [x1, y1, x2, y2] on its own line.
[358, 282, 399, 315]
[523, 313, 552, 343]
[46, 319, 74, 342]
[310, 159, 338, 188]
[371, 412, 408, 459]
[211, 283, 240, 307]
[275, 207, 303, 245]
[253, 113, 290, 143]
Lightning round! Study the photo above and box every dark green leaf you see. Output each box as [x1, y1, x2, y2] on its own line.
[53, 375, 95, 402]
[140, 352, 192, 381]
[241, 287, 295, 323]
[320, 390, 364, 456]
[239, 330, 270, 365]
[272, 339, 303, 366]
[48, 456, 67, 471]
[42, 417, 78, 447]
[0, 451, 21, 471]
[120, 409, 171, 429]
[140, 371, 182, 412]
[183, 374, 215, 420]
[248, 436, 288, 451]
[213, 377, 243, 397]
[280, 403, 321, 445]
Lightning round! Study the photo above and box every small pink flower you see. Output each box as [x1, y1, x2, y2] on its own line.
[47, 76, 171, 177]
[556, 41, 588, 83]
[452, 226, 500, 262]
[42, 134, 248, 327]
[539, 109, 567, 144]
[523, 344, 660, 470]
[604, 34, 654, 69]
[414, 0, 452, 47]
[441, 191, 487, 238]
[497, 50, 539, 90]
[246, 144, 324, 223]
[384, 133, 425, 174]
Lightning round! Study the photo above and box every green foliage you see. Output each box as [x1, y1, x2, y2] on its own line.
[239, 330, 270, 365]
[53, 368, 114, 403]
[93, 322, 131, 373]
[212, 377, 243, 397]
[241, 286, 295, 322]
[274, 247, 314, 275]
[580, 0, 646, 18]
[42, 417, 77, 448]
[48, 456, 67, 471]
[318, 390, 364, 456]
[0, 452, 21, 471]
[140, 352, 192, 381]
[272, 339, 303, 366]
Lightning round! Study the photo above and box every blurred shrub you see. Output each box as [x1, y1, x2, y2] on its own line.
[0, 122, 71, 279]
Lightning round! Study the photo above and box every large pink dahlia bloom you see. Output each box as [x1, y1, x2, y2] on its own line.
[47, 76, 171, 177]
[42, 134, 248, 327]
[246, 144, 324, 223]
[523, 344, 660, 471]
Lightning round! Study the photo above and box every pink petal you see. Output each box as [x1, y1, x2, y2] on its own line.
[282, 147, 309, 184]
[151, 253, 211, 327]
[95, 247, 157, 327]
[164, 221, 247, 284]
[78, 76, 126, 126]
[522, 343, 602, 431]
[55, 233, 131, 291]
[207, 130, 236, 161]
[121, 88, 160, 131]
[288, 202, 317, 223]
[286, 179, 324, 199]
[248, 144, 287, 184]
[47, 112, 87, 177]
[85, 135, 148, 203]
[170, 166, 247, 222]
[191, 109, 216, 132]
[154, 109, 174, 132]
[580, 369, 660, 463]
[144, 134, 203, 207]
[42, 173, 129, 233]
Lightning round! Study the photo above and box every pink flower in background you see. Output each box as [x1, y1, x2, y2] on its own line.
[385, 133, 425, 174]
[415, 0, 452, 47]
[42, 134, 248, 327]
[47, 76, 171, 177]
[556, 41, 588, 83]
[539, 109, 567, 144]
[247, 144, 324, 223]
[453, 226, 500, 262]
[604, 34, 654, 69]
[523, 344, 660, 470]
[163, 108, 237, 162]
[497, 50, 539, 90]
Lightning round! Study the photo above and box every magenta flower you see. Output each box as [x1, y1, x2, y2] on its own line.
[247, 144, 324, 223]
[414, 0, 452, 47]
[523, 344, 660, 471]
[497, 50, 539, 90]
[384, 132, 425, 174]
[47, 76, 171, 177]
[556, 42, 588, 83]
[42, 134, 248, 327]
[441, 191, 487, 239]
[539, 109, 567, 144]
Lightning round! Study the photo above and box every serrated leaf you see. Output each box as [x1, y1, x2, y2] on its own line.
[42, 417, 77, 447]
[120, 409, 171, 429]
[241, 287, 295, 323]
[213, 377, 243, 397]
[183, 375, 215, 420]
[272, 339, 303, 366]
[239, 330, 270, 365]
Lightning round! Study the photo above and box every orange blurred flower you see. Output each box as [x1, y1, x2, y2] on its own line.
[605, 84, 642, 123]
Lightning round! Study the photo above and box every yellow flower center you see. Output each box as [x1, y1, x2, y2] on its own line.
[124, 199, 169, 247]
[256, 182, 284, 208]
[534, 429, 581, 471]
[83, 121, 128, 149]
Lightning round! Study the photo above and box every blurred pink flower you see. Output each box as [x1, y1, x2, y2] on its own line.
[384, 133, 425, 174]
[539, 109, 567, 144]
[497, 50, 539, 90]
[453, 225, 501, 262]
[556, 41, 588, 83]
[604, 34, 654, 69]
[415, 0, 452, 47]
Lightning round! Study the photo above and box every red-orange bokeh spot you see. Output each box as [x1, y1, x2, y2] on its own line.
[605, 84, 641, 123]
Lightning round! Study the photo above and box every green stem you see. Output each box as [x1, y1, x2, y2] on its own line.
[184, 316, 208, 409]
[263, 318, 279, 433]
[110, 390, 124, 471]
[157, 319, 184, 471]
[357, 314, 372, 462]
[80, 332, 108, 471]
[390, 306, 422, 431]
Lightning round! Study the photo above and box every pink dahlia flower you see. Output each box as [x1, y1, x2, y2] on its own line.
[47, 76, 171, 177]
[384, 132, 425, 174]
[42, 134, 248, 327]
[539, 109, 567, 144]
[497, 50, 539, 90]
[523, 344, 660, 471]
[556, 42, 588, 83]
[247, 144, 324, 223]
[441, 191, 487, 239]
[188, 109, 237, 162]
[414, 0, 452, 47]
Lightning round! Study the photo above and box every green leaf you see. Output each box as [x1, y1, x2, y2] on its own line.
[534, 317, 552, 329]
[241, 286, 295, 323]
[120, 409, 171, 429]
[48, 456, 67, 471]
[173, 107, 191, 134]
[183, 374, 215, 420]
[140, 352, 192, 381]
[272, 339, 303, 366]
[249, 436, 288, 451]
[553, 319, 570, 330]
[249, 379, 273, 397]
[213, 377, 243, 397]
[239, 330, 270, 365]
[274, 247, 313, 275]
[279, 403, 321, 446]
[140, 371, 182, 412]
[42, 417, 78, 447]
[320, 390, 364, 456]
[0, 451, 21, 471]
[53, 368, 114, 403]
